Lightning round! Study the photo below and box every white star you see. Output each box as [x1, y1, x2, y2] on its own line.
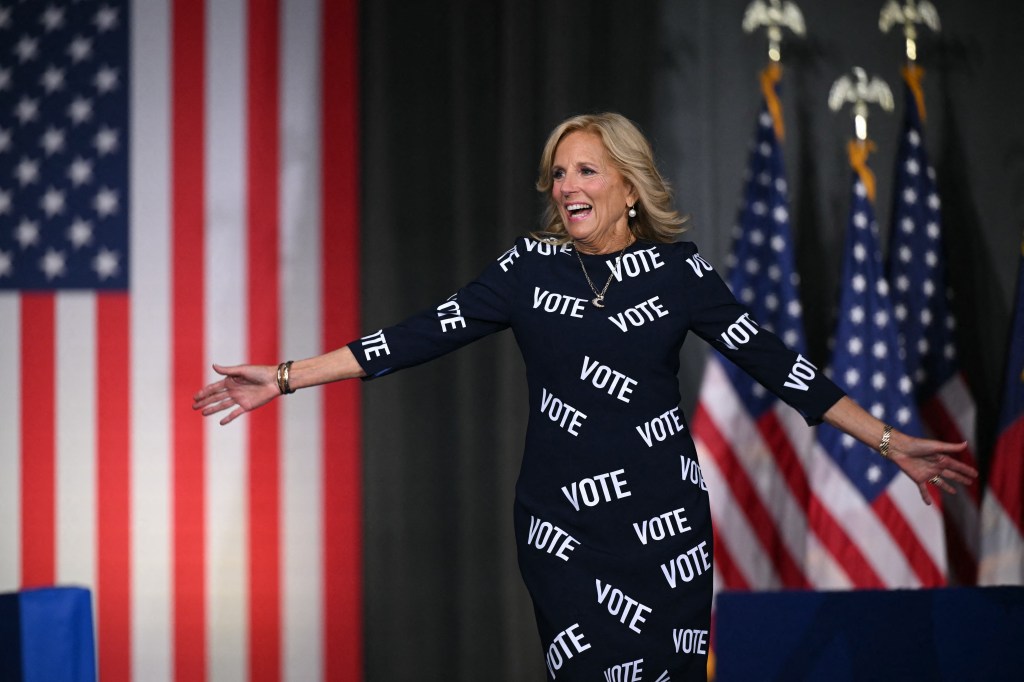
[749, 229, 764, 245]
[14, 157, 40, 186]
[40, 126, 65, 155]
[946, 315, 957, 331]
[40, 5, 66, 31]
[15, 96, 40, 124]
[94, 5, 120, 32]
[848, 336, 864, 355]
[894, 303, 908, 321]
[0, 249, 12, 278]
[866, 465, 882, 484]
[925, 250, 938, 267]
[920, 308, 933, 326]
[94, 65, 119, 94]
[783, 329, 798, 347]
[758, 171, 771, 186]
[772, 206, 788, 224]
[787, 300, 801, 317]
[928, 194, 941, 210]
[771, 235, 785, 253]
[768, 264, 781, 281]
[872, 372, 887, 390]
[874, 310, 889, 328]
[67, 217, 93, 248]
[900, 377, 913, 394]
[765, 293, 778, 311]
[853, 243, 867, 262]
[40, 186, 65, 217]
[918, 338, 931, 354]
[0, 126, 10, 152]
[896, 275, 910, 293]
[899, 245, 912, 263]
[905, 158, 920, 175]
[14, 35, 40, 63]
[776, 178, 787, 193]
[751, 201, 767, 216]
[759, 141, 771, 157]
[40, 248, 67, 280]
[845, 368, 861, 386]
[759, 112, 773, 129]
[873, 341, 889, 359]
[67, 97, 93, 125]
[93, 186, 119, 217]
[0, 67, 9, 91]
[927, 222, 940, 239]
[854, 181, 866, 198]
[923, 279, 935, 297]
[870, 403, 885, 419]
[900, 217, 915, 234]
[908, 130, 921, 147]
[790, 272, 801, 287]
[842, 434, 857, 450]
[68, 35, 94, 63]
[0, 188, 10, 214]
[896, 407, 912, 425]
[740, 287, 755, 304]
[876, 279, 889, 297]
[94, 126, 119, 155]
[903, 188, 918, 204]
[744, 258, 760, 275]
[93, 247, 120, 280]
[751, 383, 767, 399]
[68, 157, 93, 186]
[853, 211, 868, 229]
[852, 274, 866, 292]
[40, 65, 65, 93]
[850, 307, 865, 325]
[944, 343, 956, 360]
[15, 218, 41, 248]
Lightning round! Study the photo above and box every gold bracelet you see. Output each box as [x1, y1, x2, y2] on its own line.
[879, 424, 893, 458]
[276, 361, 295, 395]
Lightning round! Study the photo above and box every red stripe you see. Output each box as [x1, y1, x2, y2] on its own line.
[172, 0, 207, 679]
[871, 492, 945, 587]
[920, 389, 979, 499]
[20, 294, 56, 588]
[710, 524, 751, 592]
[247, 0, 282, 679]
[757, 410, 811, 511]
[989, 418, 1024, 534]
[96, 294, 132, 680]
[321, 0, 363, 678]
[807, 493, 885, 588]
[693, 403, 809, 588]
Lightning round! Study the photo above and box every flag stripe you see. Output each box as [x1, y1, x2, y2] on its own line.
[172, 0, 208, 678]
[0, 297, 19, 589]
[97, 293, 132, 681]
[872, 492, 943, 586]
[247, 0, 283, 678]
[807, 491, 884, 588]
[321, 0, 363, 679]
[21, 294, 56, 588]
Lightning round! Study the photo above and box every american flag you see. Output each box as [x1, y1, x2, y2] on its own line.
[979, 234, 1024, 585]
[806, 143, 947, 588]
[693, 65, 816, 593]
[0, 1, 363, 681]
[886, 67, 979, 585]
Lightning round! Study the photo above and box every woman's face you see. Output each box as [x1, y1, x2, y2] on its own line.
[551, 131, 636, 252]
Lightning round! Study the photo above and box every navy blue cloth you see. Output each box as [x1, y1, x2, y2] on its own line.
[0, 587, 96, 682]
[350, 237, 844, 680]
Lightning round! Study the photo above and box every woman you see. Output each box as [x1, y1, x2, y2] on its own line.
[193, 112, 977, 680]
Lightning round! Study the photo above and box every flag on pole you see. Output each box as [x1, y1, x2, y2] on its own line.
[807, 140, 947, 589]
[0, 1, 362, 681]
[693, 64, 815, 594]
[979, 234, 1024, 585]
[887, 65, 979, 585]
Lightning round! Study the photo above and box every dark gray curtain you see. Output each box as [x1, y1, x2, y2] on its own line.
[359, 1, 1024, 679]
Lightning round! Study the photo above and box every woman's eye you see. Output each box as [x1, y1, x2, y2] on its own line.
[552, 169, 565, 180]
[580, 167, 596, 176]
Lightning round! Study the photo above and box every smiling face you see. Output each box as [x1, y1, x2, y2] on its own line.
[551, 131, 637, 254]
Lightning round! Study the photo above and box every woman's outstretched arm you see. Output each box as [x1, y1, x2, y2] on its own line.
[192, 346, 367, 425]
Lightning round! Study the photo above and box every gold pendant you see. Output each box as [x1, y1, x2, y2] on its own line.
[592, 296, 605, 308]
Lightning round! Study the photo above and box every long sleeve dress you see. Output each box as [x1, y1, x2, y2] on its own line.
[348, 236, 844, 681]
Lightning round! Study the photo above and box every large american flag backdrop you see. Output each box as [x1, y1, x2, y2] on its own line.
[0, 1, 362, 680]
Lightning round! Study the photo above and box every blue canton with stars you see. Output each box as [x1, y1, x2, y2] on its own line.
[0, 1, 128, 291]
[819, 169, 925, 501]
[887, 80, 959, 402]
[720, 100, 807, 418]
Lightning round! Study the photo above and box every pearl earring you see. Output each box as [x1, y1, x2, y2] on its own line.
[628, 205, 637, 218]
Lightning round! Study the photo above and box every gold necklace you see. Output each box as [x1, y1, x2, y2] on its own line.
[573, 238, 632, 308]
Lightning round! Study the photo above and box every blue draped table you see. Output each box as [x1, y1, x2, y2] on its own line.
[715, 586, 1024, 682]
[0, 586, 96, 682]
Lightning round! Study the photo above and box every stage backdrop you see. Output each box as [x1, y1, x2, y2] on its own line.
[360, 0, 1023, 679]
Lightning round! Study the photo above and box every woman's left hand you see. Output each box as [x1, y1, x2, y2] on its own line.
[886, 431, 978, 505]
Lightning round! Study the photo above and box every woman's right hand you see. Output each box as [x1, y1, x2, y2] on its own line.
[192, 363, 280, 425]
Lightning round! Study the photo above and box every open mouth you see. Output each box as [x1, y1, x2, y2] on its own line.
[566, 202, 593, 220]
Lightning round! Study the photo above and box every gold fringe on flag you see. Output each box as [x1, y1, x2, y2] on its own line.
[902, 63, 927, 121]
[760, 62, 786, 141]
[848, 139, 878, 203]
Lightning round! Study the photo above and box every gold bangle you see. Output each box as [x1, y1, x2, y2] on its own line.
[879, 424, 893, 459]
[276, 361, 295, 395]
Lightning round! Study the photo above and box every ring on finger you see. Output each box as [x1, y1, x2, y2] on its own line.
[928, 475, 942, 486]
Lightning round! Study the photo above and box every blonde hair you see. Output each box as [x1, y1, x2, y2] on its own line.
[533, 112, 688, 244]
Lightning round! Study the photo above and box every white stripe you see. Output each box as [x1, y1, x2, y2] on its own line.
[805, 531, 851, 589]
[130, 0, 173, 678]
[281, 0, 325, 678]
[0, 295, 21, 590]
[807, 441, 918, 587]
[938, 374, 976, 453]
[886, 472, 946, 576]
[979, 494, 1024, 585]
[206, 0, 249, 678]
[55, 294, 97, 594]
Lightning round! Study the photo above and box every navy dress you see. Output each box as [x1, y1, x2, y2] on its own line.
[349, 236, 844, 681]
